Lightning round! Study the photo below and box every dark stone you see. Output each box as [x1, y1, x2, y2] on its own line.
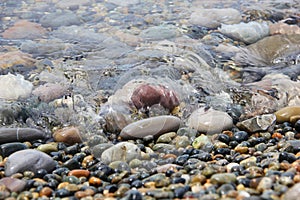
[131, 180, 143, 188]
[294, 120, 300, 132]
[104, 184, 118, 193]
[217, 134, 231, 144]
[175, 154, 189, 165]
[63, 158, 81, 170]
[0, 142, 28, 157]
[35, 168, 48, 178]
[171, 177, 186, 184]
[125, 189, 143, 200]
[54, 188, 71, 198]
[232, 131, 249, 143]
[174, 186, 190, 198]
[279, 152, 296, 163]
[215, 148, 231, 155]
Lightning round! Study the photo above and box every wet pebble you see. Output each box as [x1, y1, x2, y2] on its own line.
[0, 128, 47, 144]
[237, 114, 276, 133]
[187, 107, 233, 134]
[0, 177, 26, 192]
[53, 126, 82, 145]
[101, 142, 141, 164]
[210, 173, 237, 184]
[5, 149, 56, 176]
[0, 142, 28, 157]
[275, 106, 300, 123]
[120, 115, 181, 140]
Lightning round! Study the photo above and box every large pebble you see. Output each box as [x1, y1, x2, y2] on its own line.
[0, 74, 33, 100]
[219, 21, 269, 44]
[53, 126, 82, 145]
[1, 20, 46, 39]
[32, 83, 68, 103]
[101, 142, 141, 164]
[40, 11, 82, 28]
[140, 24, 180, 41]
[0, 177, 26, 192]
[236, 114, 276, 133]
[0, 128, 47, 144]
[282, 182, 300, 200]
[210, 173, 236, 185]
[120, 115, 181, 139]
[189, 8, 242, 28]
[275, 106, 300, 123]
[5, 149, 56, 176]
[187, 107, 233, 134]
[0, 51, 36, 69]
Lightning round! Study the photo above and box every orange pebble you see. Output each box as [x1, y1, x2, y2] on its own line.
[272, 132, 283, 139]
[75, 189, 95, 198]
[68, 169, 90, 178]
[39, 187, 53, 197]
[89, 177, 102, 186]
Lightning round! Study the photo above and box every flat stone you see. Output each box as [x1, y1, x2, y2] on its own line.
[53, 126, 82, 145]
[210, 173, 236, 185]
[189, 8, 242, 28]
[187, 107, 233, 134]
[37, 142, 58, 153]
[101, 142, 141, 164]
[0, 128, 47, 144]
[0, 142, 28, 157]
[0, 51, 36, 69]
[5, 149, 56, 176]
[32, 83, 68, 103]
[120, 115, 181, 140]
[140, 24, 180, 41]
[219, 21, 269, 44]
[0, 177, 26, 192]
[275, 106, 300, 123]
[1, 20, 47, 39]
[282, 182, 300, 200]
[236, 114, 276, 133]
[0, 74, 33, 100]
[40, 11, 82, 28]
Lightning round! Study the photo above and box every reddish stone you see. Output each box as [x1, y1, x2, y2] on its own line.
[131, 84, 179, 111]
[0, 177, 26, 192]
[53, 126, 82, 145]
[68, 169, 90, 178]
[2, 20, 47, 39]
[39, 186, 53, 197]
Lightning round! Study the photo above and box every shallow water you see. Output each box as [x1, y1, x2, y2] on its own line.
[0, 0, 300, 136]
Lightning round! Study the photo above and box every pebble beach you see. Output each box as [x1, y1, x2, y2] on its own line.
[1, 0, 300, 199]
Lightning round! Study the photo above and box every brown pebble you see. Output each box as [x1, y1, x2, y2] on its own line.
[223, 130, 233, 137]
[275, 106, 300, 123]
[68, 169, 90, 178]
[191, 174, 206, 184]
[39, 187, 53, 197]
[53, 126, 82, 145]
[75, 189, 95, 199]
[272, 132, 283, 139]
[234, 146, 248, 154]
[82, 155, 94, 168]
[293, 174, 300, 183]
[57, 182, 69, 189]
[144, 181, 155, 188]
[280, 162, 291, 170]
[89, 177, 101, 186]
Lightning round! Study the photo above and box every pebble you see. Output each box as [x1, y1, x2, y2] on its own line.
[189, 8, 242, 28]
[1, 20, 47, 39]
[0, 128, 47, 144]
[0, 142, 28, 157]
[5, 149, 56, 176]
[53, 126, 82, 145]
[101, 142, 141, 164]
[0, 74, 33, 100]
[210, 173, 237, 185]
[192, 134, 211, 149]
[131, 84, 180, 111]
[275, 106, 300, 123]
[282, 182, 300, 200]
[156, 132, 177, 143]
[37, 142, 58, 153]
[120, 115, 181, 140]
[40, 11, 82, 28]
[187, 107, 233, 134]
[219, 21, 269, 44]
[0, 177, 26, 192]
[237, 114, 276, 133]
[32, 83, 68, 103]
[139, 24, 180, 41]
[0, 51, 36, 69]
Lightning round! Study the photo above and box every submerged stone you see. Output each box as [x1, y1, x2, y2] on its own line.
[187, 107, 233, 134]
[237, 114, 276, 133]
[120, 115, 181, 140]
